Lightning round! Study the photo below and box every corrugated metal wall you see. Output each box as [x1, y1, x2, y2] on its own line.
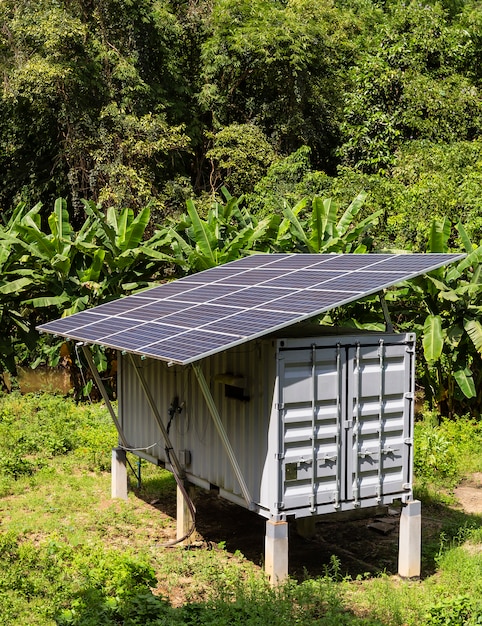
[118, 339, 277, 508]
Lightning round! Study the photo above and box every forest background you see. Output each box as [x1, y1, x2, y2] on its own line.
[2, 0, 482, 416]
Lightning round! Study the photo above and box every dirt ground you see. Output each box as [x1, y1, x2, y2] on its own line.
[454, 472, 482, 515]
[170, 474, 482, 581]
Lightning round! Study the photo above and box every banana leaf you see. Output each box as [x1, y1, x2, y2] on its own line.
[423, 314, 443, 362]
[454, 367, 476, 399]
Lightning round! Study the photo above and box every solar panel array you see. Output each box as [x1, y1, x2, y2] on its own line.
[38, 253, 464, 365]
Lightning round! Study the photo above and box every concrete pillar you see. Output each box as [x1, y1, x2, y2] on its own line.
[176, 483, 194, 545]
[398, 499, 421, 578]
[265, 519, 289, 585]
[111, 447, 128, 500]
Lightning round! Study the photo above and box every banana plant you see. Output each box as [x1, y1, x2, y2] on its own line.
[394, 218, 482, 416]
[274, 191, 382, 253]
[163, 188, 278, 272]
[81, 200, 174, 292]
[0, 198, 175, 384]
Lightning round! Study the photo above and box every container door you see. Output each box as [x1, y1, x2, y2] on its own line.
[278, 345, 345, 512]
[346, 340, 414, 504]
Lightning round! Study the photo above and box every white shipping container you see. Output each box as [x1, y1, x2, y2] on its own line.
[118, 329, 415, 520]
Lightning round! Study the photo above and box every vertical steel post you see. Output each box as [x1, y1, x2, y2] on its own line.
[376, 339, 385, 503]
[334, 343, 342, 509]
[353, 343, 361, 507]
[310, 344, 317, 513]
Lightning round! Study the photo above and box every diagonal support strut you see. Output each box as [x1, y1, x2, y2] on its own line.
[81, 344, 130, 448]
[191, 362, 254, 510]
[128, 354, 185, 478]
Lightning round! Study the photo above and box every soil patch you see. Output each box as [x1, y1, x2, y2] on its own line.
[144, 474, 482, 582]
[454, 473, 482, 515]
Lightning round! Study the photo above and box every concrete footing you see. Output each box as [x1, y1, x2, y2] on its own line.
[111, 447, 128, 500]
[265, 520, 288, 585]
[398, 499, 421, 578]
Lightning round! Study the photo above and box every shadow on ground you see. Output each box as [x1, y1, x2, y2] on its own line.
[135, 476, 482, 581]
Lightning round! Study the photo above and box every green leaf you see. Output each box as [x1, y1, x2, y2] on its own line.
[429, 218, 451, 253]
[453, 368, 476, 399]
[423, 314, 443, 362]
[121, 205, 151, 251]
[456, 221, 474, 253]
[0, 277, 33, 295]
[186, 199, 217, 265]
[309, 197, 336, 251]
[282, 200, 310, 249]
[336, 191, 367, 236]
[23, 295, 70, 308]
[48, 198, 72, 245]
[78, 249, 106, 283]
[464, 319, 482, 355]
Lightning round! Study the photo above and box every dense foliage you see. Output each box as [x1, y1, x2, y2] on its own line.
[1, 0, 482, 242]
[2, 0, 482, 415]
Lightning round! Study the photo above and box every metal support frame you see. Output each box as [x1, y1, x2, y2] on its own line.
[191, 362, 254, 510]
[379, 292, 394, 333]
[128, 354, 185, 478]
[81, 344, 130, 448]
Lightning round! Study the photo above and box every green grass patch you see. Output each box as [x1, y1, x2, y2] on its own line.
[0, 392, 482, 625]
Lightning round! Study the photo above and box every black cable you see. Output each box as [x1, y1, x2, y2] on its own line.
[160, 400, 197, 548]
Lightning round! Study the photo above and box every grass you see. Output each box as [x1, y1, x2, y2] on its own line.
[0, 392, 482, 625]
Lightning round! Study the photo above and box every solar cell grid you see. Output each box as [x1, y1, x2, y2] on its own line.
[374, 254, 452, 271]
[168, 283, 240, 303]
[148, 328, 241, 361]
[215, 268, 288, 286]
[213, 286, 293, 308]
[184, 266, 246, 282]
[311, 273, 395, 291]
[134, 279, 201, 299]
[37, 252, 465, 365]
[103, 323, 179, 350]
[318, 255, 391, 271]
[116, 300, 187, 321]
[203, 308, 298, 336]
[93, 296, 155, 315]
[39, 311, 108, 334]
[64, 317, 136, 342]
[264, 290, 355, 314]
[262, 270, 346, 289]
[159, 304, 241, 329]
[226, 254, 286, 269]
[268, 254, 334, 270]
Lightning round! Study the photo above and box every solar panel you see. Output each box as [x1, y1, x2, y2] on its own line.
[37, 253, 464, 365]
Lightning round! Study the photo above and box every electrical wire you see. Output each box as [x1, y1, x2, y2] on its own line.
[159, 400, 197, 548]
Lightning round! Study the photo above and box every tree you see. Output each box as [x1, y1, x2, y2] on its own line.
[0, 0, 192, 218]
[199, 0, 356, 172]
[338, 1, 481, 173]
